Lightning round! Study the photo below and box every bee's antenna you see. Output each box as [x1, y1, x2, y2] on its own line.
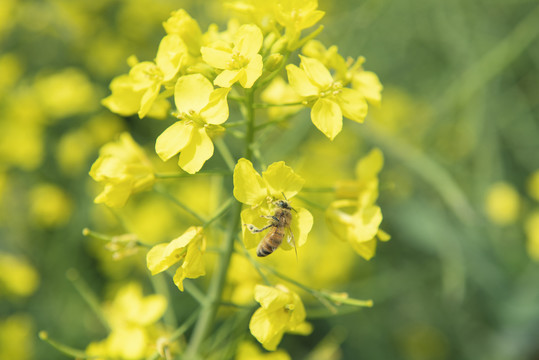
[281, 192, 288, 201]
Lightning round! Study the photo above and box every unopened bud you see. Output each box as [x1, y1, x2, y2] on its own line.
[264, 54, 284, 72]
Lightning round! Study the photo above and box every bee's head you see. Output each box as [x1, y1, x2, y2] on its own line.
[274, 199, 296, 212]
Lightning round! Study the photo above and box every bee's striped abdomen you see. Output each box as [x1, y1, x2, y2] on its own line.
[256, 227, 285, 257]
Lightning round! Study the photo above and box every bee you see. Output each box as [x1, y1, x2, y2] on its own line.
[246, 199, 297, 258]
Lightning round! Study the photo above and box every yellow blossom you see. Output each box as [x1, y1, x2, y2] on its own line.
[274, 0, 325, 50]
[326, 148, 389, 260]
[249, 284, 312, 351]
[163, 9, 202, 56]
[102, 34, 187, 118]
[155, 74, 230, 174]
[286, 55, 368, 140]
[201, 24, 263, 88]
[484, 182, 520, 225]
[0, 252, 39, 298]
[86, 282, 167, 360]
[29, 183, 72, 228]
[233, 158, 313, 252]
[89, 132, 155, 208]
[146, 226, 206, 291]
[302, 40, 382, 106]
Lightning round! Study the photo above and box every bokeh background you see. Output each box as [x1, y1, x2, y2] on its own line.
[1, 0, 539, 359]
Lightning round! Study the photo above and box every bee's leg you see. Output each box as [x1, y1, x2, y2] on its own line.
[244, 223, 273, 233]
[261, 215, 279, 222]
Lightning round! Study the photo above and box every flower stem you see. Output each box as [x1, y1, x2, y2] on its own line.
[184, 202, 242, 359]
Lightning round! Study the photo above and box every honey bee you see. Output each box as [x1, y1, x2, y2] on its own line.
[246, 199, 297, 258]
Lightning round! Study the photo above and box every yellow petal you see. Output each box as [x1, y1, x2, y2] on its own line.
[155, 34, 186, 82]
[201, 88, 230, 125]
[241, 207, 270, 249]
[94, 181, 133, 208]
[240, 54, 263, 88]
[233, 158, 267, 206]
[249, 307, 286, 351]
[353, 71, 383, 106]
[355, 148, 384, 181]
[281, 207, 313, 250]
[262, 161, 305, 200]
[214, 69, 243, 88]
[182, 240, 206, 278]
[350, 238, 377, 260]
[174, 74, 213, 113]
[336, 88, 368, 123]
[178, 126, 214, 174]
[138, 82, 160, 119]
[286, 64, 319, 98]
[173, 266, 186, 291]
[155, 121, 194, 161]
[102, 75, 143, 116]
[146, 226, 200, 275]
[201, 46, 232, 69]
[236, 24, 263, 59]
[311, 98, 342, 140]
[299, 55, 333, 89]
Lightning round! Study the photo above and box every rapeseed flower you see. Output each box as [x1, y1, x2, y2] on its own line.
[102, 34, 187, 118]
[155, 74, 230, 174]
[286, 55, 368, 140]
[236, 341, 291, 360]
[89, 133, 155, 208]
[274, 0, 325, 50]
[86, 282, 167, 359]
[233, 159, 313, 252]
[326, 148, 389, 260]
[484, 182, 520, 225]
[201, 24, 263, 88]
[249, 284, 312, 351]
[146, 226, 206, 291]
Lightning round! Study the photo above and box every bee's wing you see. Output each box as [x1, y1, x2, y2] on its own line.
[284, 226, 298, 261]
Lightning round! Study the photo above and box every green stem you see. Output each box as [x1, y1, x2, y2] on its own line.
[253, 101, 304, 109]
[244, 88, 256, 160]
[184, 202, 242, 359]
[39, 331, 93, 359]
[65, 269, 110, 332]
[214, 137, 236, 172]
[203, 197, 234, 229]
[154, 171, 230, 179]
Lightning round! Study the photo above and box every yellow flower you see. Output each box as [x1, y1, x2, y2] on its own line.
[326, 148, 389, 260]
[146, 226, 206, 291]
[236, 341, 291, 360]
[484, 182, 520, 225]
[155, 74, 230, 173]
[163, 9, 202, 57]
[302, 40, 382, 106]
[102, 34, 187, 119]
[233, 158, 313, 252]
[274, 0, 325, 50]
[286, 56, 368, 140]
[89, 133, 155, 208]
[249, 284, 312, 351]
[0, 252, 39, 298]
[29, 183, 72, 228]
[86, 282, 167, 360]
[201, 24, 263, 88]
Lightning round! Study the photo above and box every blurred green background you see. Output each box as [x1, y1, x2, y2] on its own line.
[1, 0, 539, 359]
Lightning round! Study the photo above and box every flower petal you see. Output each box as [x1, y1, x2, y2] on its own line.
[236, 24, 263, 59]
[335, 87, 368, 123]
[240, 207, 271, 249]
[352, 71, 383, 106]
[214, 69, 243, 88]
[201, 46, 232, 70]
[201, 88, 230, 125]
[262, 161, 305, 200]
[174, 74, 213, 113]
[240, 54, 263, 88]
[299, 55, 333, 89]
[178, 126, 214, 174]
[281, 207, 313, 250]
[286, 64, 319, 98]
[155, 121, 194, 161]
[311, 98, 342, 140]
[233, 158, 267, 206]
